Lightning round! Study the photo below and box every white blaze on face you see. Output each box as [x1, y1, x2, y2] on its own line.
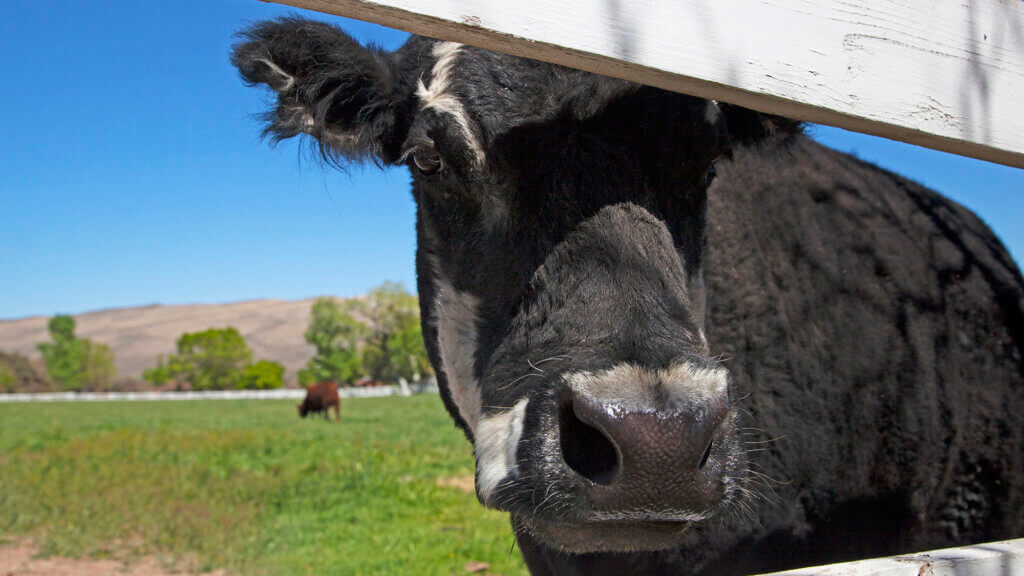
[688, 267, 709, 348]
[706, 99, 724, 126]
[431, 270, 530, 503]
[415, 41, 486, 164]
[475, 397, 529, 503]
[432, 276, 484, 432]
[565, 362, 728, 412]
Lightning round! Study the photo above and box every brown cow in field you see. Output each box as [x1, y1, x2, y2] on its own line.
[298, 381, 340, 421]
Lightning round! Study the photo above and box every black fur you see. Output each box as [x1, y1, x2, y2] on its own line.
[231, 18, 419, 164]
[232, 18, 1023, 574]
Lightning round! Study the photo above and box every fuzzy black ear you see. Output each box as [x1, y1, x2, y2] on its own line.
[231, 17, 413, 164]
[716, 102, 802, 146]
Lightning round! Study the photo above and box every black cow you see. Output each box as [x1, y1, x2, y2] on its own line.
[298, 380, 341, 421]
[233, 19, 1023, 575]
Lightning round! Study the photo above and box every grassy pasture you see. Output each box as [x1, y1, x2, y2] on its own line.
[0, 396, 527, 575]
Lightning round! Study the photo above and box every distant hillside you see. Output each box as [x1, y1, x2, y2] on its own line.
[0, 298, 343, 382]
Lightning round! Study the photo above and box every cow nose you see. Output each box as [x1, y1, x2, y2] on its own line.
[558, 366, 731, 515]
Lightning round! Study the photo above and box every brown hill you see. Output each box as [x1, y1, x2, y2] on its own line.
[0, 298, 342, 382]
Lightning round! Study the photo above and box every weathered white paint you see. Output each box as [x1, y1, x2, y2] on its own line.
[756, 537, 1024, 576]
[266, 0, 1024, 168]
[474, 397, 529, 502]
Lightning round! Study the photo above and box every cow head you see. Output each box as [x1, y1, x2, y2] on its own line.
[233, 18, 793, 553]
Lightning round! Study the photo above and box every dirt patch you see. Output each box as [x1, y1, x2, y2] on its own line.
[0, 539, 227, 576]
[436, 475, 475, 493]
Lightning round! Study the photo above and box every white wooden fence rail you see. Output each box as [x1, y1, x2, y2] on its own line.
[0, 379, 438, 403]
[266, 0, 1024, 168]
[758, 537, 1024, 576]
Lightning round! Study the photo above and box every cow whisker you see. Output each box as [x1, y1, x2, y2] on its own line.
[738, 475, 779, 508]
[533, 482, 561, 515]
[747, 461, 789, 480]
[710, 353, 732, 364]
[531, 355, 573, 366]
[745, 435, 787, 445]
[727, 486, 759, 526]
[497, 372, 544, 390]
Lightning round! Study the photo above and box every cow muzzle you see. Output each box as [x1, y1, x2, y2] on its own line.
[479, 361, 742, 553]
[560, 364, 732, 517]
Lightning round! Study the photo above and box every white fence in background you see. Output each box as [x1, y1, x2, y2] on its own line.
[0, 378, 438, 403]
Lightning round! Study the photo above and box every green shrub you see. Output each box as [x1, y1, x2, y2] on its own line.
[142, 356, 173, 387]
[174, 328, 252, 390]
[143, 328, 252, 390]
[238, 360, 285, 390]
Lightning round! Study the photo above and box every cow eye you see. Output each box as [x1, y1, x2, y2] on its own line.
[413, 145, 444, 175]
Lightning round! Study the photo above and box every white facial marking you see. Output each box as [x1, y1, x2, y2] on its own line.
[689, 268, 708, 347]
[705, 99, 723, 126]
[475, 397, 529, 502]
[420, 41, 461, 103]
[415, 41, 486, 164]
[590, 509, 708, 522]
[432, 274, 483, 432]
[258, 58, 295, 92]
[565, 362, 728, 413]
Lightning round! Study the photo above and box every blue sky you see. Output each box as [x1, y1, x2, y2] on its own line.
[1, 1, 1021, 320]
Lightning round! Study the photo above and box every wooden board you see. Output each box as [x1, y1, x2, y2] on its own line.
[757, 537, 1024, 576]
[264, 0, 1024, 168]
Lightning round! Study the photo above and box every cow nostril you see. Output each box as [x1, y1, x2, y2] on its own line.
[698, 440, 713, 470]
[559, 399, 619, 485]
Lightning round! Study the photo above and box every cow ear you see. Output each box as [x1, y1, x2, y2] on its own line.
[715, 102, 802, 146]
[231, 17, 412, 165]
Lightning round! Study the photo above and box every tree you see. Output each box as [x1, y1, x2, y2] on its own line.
[143, 329, 287, 391]
[0, 364, 14, 393]
[297, 287, 432, 386]
[164, 327, 252, 390]
[142, 355, 173, 387]
[36, 315, 116, 391]
[78, 340, 117, 391]
[389, 324, 433, 380]
[299, 298, 367, 386]
[0, 351, 52, 393]
[37, 315, 81, 389]
[360, 282, 433, 382]
[239, 360, 285, 390]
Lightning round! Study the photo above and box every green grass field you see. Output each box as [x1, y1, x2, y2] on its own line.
[0, 396, 527, 575]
